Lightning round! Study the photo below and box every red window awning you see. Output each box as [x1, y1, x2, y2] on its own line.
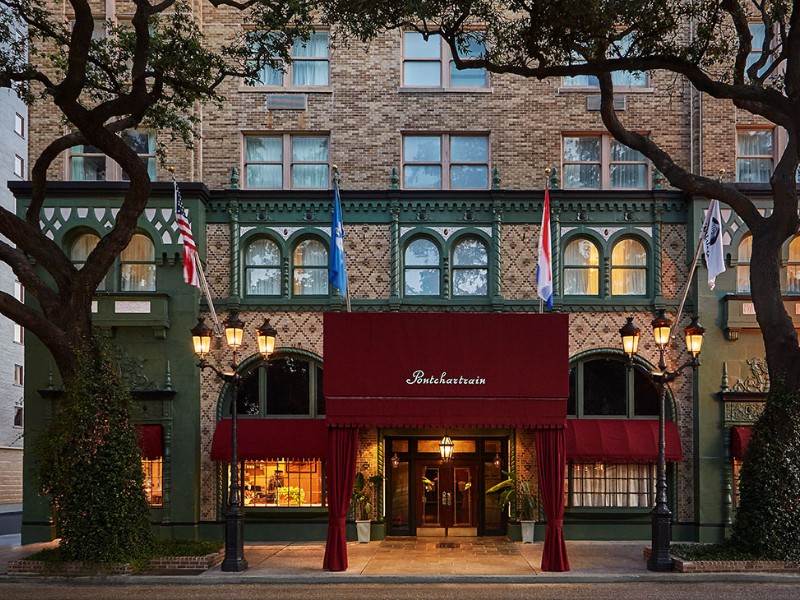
[323, 312, 569, 429]
[210, 418, 327, 462]
[136, 425, 163, 460]
[731, 426, 753, 460]
[565, 419, 683, 463]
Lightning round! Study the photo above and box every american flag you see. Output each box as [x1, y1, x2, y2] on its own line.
[175, 181, 200, 288]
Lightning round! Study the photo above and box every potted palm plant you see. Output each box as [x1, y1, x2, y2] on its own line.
[352, 472, 384, 543]
[485, 470, 540, 543]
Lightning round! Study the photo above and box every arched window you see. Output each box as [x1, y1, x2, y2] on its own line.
[563, 238, 600, 295]
[567, 354, 664, 509]
[737, 235, 752, 293]
[120, 233, 156, 291]
[787, 237, 800, 293]
[225, 352, 326, 509]
[70, 233, 105, 291]
[245, 238, 281, 296]
[292, 238, 328, 295]
[404, 237, 441, 296]
[452, 237, 488, 296]
[611, 238, 647, 295]
[568, 355, 659, 418]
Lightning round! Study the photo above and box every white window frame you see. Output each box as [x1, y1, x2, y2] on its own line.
[14, 364, 23, 386]
[243, 133, 330, 190]
[562, 133, 650, 190]
[401, 31, 488, 89]
[13, 155, 24, 178]
[561, 34, 650, 90]
[736, 127, 776, 183]
[402, 133, 490, 190]
[14, 113, 24, 138]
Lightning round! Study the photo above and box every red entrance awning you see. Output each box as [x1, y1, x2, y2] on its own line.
[210, 418, 327, 462]
[323, 312, 569, 429]
[565, 419, 683, 463]
[731, 426, 753, 459]
[136, 425, 163, 460]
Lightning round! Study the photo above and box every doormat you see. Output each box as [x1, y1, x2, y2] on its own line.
[436, 542, 461, 549]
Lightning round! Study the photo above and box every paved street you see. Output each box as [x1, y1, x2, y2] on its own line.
[1, 582, 800, 600]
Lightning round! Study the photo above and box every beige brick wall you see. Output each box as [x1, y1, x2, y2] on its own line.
[0, 448, 23, 505]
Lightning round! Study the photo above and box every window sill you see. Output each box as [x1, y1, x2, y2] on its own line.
[557, 86, 654, 94]
[398, 86, 494, 94]
[238, 86, 333, 94]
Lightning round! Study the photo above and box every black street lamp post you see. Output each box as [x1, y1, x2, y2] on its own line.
[619, 310, 705, 572]
[190, 314, 277, 573]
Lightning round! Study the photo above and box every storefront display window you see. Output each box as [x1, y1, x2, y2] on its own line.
[142, 458, 163, 507]
[241, 459, 325, 507]
[567, 462, 655, 508]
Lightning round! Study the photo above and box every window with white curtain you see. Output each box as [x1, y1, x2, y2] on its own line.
[452, 237, 488, 296]
[611, 238, 647, 295]
[563, 238, 600, 295]
[563, 135, 648, 189]
[120, 234, 156, 292]
[403, 134, 489, 189]
[402, 31, 487, 88]
[404, 238, 441, 296]
[737, 235, 752, 293]
[736, 129, 773, 183]
[70, 233, 106, 291]
[568, 463, 656, 508]
[249, 32, 330, 87]
[563, 35, 649, 88]
[69, 130, 156, 181]
[245, 238, 281, 296]
[292, 238, 328, 295]
[788, 237, 800, 293]
[244, 134, 329, 189]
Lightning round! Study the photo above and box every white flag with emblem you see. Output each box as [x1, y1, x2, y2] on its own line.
[700, 199, 726, 290]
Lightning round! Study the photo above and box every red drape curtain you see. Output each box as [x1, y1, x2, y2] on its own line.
[535, 427, 570, 572]
[322, 426, 358, 571]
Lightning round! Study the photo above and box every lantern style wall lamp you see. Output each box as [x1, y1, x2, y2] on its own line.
[190, 313, 277, 573]
[619, 310, 705, 572]
[439, 434, 454, 462]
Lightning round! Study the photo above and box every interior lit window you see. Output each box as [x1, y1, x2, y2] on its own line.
[142, 458, 163, 507]
[737, 234, 752, 293]
[568, 463, 656, 507]
[241, 460, 326, 507]
[245, 238, 281, 296]
[120, 233, 156, 292]
[563, 238, 600, 295]
[292, 238, 329, 295]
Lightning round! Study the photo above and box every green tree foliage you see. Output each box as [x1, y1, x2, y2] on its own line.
[731, 384, 800, 560]
[35, 351, 154, 563]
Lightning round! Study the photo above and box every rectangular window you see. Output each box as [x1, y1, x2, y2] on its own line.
[14, 113, 24, 138]
[249, 32, 329, 86]
[403, 134, 489, 189]
[567, 462, 656, 508]
[402, 32, 487, 88]
[13, 155, 24, 177]
[241, 460, 326, 507]
[244, 134, 329, 189]
[737, 128, 773, 183]
[70, 130, 156, 181]
[563, 134, 648, 189]
[563, 35, 649, 88]
[14, 406, 23, 428]
[14, 364, 23, 386]
[142, 458, 163, 507]
[13, 281, 23, 344]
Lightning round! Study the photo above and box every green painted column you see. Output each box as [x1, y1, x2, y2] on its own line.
[492, 201, 503, 309]
[389, 199, 401, 310]
[228, 199, 241, 308]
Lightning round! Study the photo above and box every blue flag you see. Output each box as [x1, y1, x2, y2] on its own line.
[329, 185, 347, 295]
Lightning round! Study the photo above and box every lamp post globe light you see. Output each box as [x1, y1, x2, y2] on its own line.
[619, 310, 704, 572]
[190, 313, 277, 573]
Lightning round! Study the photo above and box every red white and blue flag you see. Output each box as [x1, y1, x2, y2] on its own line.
[536, 185, 553, 309]
[175, 181, 200, 289]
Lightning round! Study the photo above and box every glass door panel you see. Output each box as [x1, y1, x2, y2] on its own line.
[420, 465, 440, 526]
[483, 460, 503, 530]
[389, 462, 410, 533]
[453, 466, 473, 526]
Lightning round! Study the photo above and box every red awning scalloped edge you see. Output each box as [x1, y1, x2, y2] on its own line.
[731, 426, 753, 460]
[210, 418, 327, 462]
[566, 419, 683, 463]
[136, 425, 163, 460]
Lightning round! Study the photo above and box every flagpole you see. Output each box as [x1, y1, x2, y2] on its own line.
[169, 166, 223, 335]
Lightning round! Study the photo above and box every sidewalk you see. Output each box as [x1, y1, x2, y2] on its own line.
[3, 536, 800, 584]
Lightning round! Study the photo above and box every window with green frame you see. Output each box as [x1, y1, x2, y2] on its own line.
[245, 237, 282, 296]
[228, 352, 324, 417]
[568, 354, 659, 418]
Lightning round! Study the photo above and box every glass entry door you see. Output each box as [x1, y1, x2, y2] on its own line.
[416, 460, 478, 533]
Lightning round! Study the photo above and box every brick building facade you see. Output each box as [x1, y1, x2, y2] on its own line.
[16, 6, 794, 546]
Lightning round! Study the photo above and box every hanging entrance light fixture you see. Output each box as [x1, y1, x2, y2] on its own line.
[493, 453, 502, 469]
[439, 434, 454, 462]
[391, 453, 400, 469]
